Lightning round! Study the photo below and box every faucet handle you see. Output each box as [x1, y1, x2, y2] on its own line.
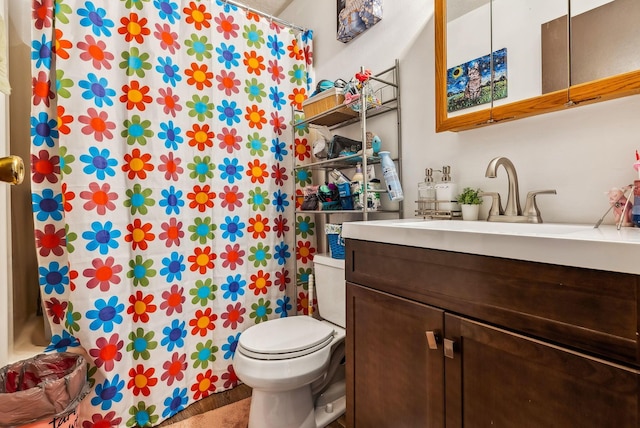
[523, 190, 557, 223]
[479, 191, 503, 219]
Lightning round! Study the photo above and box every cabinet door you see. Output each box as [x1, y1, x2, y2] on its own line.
[346, 283, 445, 427]
[445, 314, 640, 428]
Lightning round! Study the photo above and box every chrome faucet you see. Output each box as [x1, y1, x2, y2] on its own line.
[481, 156, 556, 223]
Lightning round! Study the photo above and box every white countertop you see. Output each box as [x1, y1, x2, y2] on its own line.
[342, 219, 640, 275]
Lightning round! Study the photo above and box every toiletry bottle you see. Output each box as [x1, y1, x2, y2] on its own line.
[351, 162, 364, 183]
[379, 151, 404, 202]
[366, 164, 381, 211]
[435, 165, 459, 211]
[418, 168, 436, 212]
[351, 163, 365, 209]
[366, 163, 376, 183]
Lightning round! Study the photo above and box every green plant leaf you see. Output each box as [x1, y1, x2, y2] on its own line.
[457, 187, 483, 205]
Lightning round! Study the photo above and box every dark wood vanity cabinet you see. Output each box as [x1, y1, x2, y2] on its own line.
[346, 284, 445, 427]
[446, 314, 638, 427]
[345, 239, 640, 427]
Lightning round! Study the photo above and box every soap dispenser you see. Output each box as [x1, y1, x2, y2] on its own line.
[417, 168, 436, 212]
[435, 165, 459, 211]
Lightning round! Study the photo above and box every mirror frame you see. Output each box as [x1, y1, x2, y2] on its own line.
[435, 0, 640, 133]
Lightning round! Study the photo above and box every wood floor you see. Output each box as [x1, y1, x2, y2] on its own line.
[157, 383, 346, 427]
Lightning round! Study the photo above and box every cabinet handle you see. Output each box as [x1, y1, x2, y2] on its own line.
[425, 331, 441, 350]
[444, 338, 457, 359]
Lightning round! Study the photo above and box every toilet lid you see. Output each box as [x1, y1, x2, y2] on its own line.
[238, 316, 335, 360]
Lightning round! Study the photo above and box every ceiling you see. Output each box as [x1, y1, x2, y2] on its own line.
[239, 0, 295, 16]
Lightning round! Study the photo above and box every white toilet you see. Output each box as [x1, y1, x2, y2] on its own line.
[233, 254, 346, 428]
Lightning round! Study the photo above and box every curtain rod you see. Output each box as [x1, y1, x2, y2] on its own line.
[221, 0, 307, 32]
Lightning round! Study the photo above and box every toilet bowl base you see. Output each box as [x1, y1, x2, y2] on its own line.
[314, 390, 346, 428]
[248, 385, 315, 428]
[247, 382, 346, 428]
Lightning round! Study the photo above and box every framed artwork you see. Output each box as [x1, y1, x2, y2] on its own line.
[447, 48, 508, 113]
[337, 0, 383, 43]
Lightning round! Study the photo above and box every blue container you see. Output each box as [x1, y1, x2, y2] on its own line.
[338, 182, 354, 210]
[325, 224, 345, 259]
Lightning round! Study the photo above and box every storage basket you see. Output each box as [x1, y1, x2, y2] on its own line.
[303, 88, 357, 126]
[325, 224, 345, 259]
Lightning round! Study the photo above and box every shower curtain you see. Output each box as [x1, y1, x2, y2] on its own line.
[30, 0, 315, 425]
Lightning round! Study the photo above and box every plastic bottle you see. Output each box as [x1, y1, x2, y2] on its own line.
[350, 163, 364, 210]
[351, 163, 364, 183]
[435, 165, 459, 211]
[366, 164, 376, 181]
[379, 151, 404, 202]
[365, 164, 381, 211]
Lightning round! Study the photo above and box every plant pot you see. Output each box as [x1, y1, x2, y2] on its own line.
[461, 204, 480, 221]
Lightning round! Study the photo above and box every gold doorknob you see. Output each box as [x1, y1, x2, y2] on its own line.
[0, 156, 25, 185]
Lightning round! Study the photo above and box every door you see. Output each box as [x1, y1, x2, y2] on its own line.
[0, 0, 13, 365]
[445, 313, 640, 428]
[346, 283, 445, 427]
[0, 107, 9, 364]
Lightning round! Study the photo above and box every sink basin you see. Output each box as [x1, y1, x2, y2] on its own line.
[391, 220, 592, 236]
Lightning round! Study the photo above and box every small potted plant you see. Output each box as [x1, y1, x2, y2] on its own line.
[457, 187, 483, 221]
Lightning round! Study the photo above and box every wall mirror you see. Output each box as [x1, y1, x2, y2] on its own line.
[436, 0, 640, 132]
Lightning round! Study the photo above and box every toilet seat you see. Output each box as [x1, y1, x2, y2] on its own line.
[238, 316, 336, 360]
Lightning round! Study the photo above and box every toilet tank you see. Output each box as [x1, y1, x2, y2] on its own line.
[313, 254, 346, 328]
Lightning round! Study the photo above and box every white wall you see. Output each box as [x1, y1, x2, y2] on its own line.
[281, 0, 640, 225]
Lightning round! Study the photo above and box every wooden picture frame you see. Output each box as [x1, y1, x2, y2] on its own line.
[337, 0, 383, 43]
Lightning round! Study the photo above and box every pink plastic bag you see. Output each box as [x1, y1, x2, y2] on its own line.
[0, 352, 89, 427]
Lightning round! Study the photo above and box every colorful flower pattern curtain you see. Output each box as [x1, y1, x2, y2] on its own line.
[30, 0, 315, 425]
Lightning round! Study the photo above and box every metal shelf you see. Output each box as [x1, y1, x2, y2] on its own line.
[294, 154, 381, 171]
[295, 208, 400, 215]
[293, 97, 399, 130]
[293, 59, 402, 259]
